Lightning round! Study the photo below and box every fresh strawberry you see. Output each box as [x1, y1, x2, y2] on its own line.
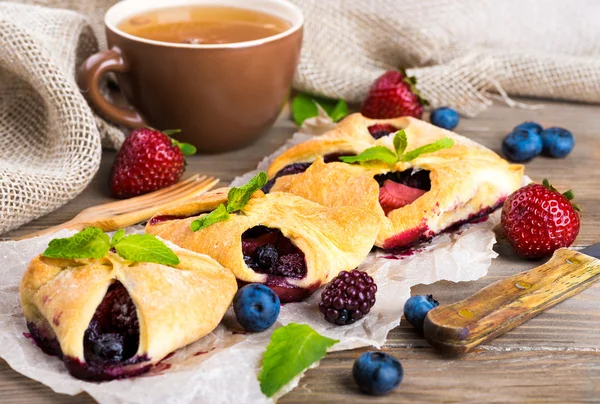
[367, 123, 398, 140]
[361, 70, 429, 119]
[109, 128, 196, 198]
[501, 179, 581, 258]
[379, 180, 427, 215]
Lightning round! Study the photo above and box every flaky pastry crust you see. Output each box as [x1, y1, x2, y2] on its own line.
[146, 189, 380, 298]
[268, 114, 524, 248]
[20, 241, 237, 378]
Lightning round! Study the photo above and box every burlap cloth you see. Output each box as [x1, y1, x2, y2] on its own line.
[1, 0, 599, 235]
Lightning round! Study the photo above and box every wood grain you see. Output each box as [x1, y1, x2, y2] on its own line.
[424, 249, 600, 354]
[2, 99, 600, 403]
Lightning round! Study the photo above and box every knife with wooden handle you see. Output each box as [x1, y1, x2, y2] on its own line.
[423, 245, 600, 355]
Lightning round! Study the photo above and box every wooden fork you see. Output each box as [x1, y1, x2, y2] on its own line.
[16, 174, 219, 240]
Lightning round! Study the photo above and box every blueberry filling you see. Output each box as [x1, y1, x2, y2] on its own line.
[374, 169, 431, 191]
[241, 226, 307, 279]
[83, 281, 139, 364]
[367, 124, 399, 140]
[262, 152, 356, 193]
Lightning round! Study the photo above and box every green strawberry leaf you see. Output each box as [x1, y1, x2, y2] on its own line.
[402, 73, 430, 106]
[111, 229, 125, 246]
[291, 93, 349, 125]
[393, 130, 408, 157]
[113, 233, 180, 266]
[398, 137, 454, 162]
[177, 142, 197, 156]
[259, 324, 339, 398]
[43, 227, 111, 260]
[562, 190, 575, 200]
[226, 172, 268, 213]
[339, 146, 398, 165]
[190, 204, 230, 232]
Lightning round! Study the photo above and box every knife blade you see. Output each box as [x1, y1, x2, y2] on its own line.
[423, 245, 600, 355]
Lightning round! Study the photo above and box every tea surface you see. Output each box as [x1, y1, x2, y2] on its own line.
[118, 6, 290, 45]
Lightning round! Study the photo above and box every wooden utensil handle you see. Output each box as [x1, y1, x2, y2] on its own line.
[423, 248, 600, 355]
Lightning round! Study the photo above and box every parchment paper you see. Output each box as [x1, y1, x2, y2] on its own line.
[0, 113, 499, 403]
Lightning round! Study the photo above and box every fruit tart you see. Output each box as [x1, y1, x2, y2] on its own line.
[146, 181, 380, 303]
[266, 114, 524, 249]
[20, 229, 237, 381]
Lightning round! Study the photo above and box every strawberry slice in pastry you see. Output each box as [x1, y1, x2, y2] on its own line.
[378, 180, 428, 215]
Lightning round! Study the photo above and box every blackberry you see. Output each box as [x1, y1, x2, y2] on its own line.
[255, 244, 279, 268]
[274, 254, 306, 278]
[319, 270, 377, 325]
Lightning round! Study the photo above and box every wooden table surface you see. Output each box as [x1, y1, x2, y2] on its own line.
[2, 99, 600, 403]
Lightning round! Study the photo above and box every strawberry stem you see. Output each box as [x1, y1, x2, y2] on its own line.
[163, 129, 182, 136]
[542, 179, 581, 213]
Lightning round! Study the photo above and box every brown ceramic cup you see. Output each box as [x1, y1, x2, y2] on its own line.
[78, 0, 303, 153]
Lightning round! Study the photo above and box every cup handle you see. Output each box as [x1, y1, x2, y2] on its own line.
[77, 47, 146, 128]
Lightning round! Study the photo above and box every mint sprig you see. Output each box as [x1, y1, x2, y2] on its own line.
[291, 93, 349, 126]
[227, 172, 268, 213]
[190, 204, 230, 232]
[42, 227, 180, 266]
[339, 130, 454, 165]
[259, 324, 339, 398]
[114, 234, 180, 265]
[190, 172, 267, 232]
[43, 227, 110, 259]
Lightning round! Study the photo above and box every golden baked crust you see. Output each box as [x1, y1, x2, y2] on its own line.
[268, 114, 524, 248]
[146, 189, 380, 298]
[20, 241, 237, 373]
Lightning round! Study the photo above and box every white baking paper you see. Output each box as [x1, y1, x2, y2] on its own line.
[0, 113, 498, 403]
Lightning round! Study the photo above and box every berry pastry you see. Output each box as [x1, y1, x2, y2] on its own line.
[266, 114, 524, 249]
[20, 229, 237, 381]
[146, 187, 380, 303]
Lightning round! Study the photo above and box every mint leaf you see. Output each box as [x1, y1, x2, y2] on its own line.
[329, 100, 349, 122]
[43, 227, 110, 259]
[339, 146, 397, 165]
[114, 234, 180, 266]
[291, 93, 349, 125]
[111, 229, 125, 246]
[291, 93, 319, 126]
[226, 172, 268, 213]
[190, 204, 230, 232]
[259, 324, 339, 397]
[393, 130, 408, 157]
[399, 137, 454, 162]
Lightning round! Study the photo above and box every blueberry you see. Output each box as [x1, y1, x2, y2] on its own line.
[430, 107, 459, 130]
[501, 129, 542, 162]
[233, 284, 280, 332]
[255, 244, 279, 268]
[403, 294, 439, 330]
[91, 333, 124, 362]
[513, 121, 543, 134]
[540, 127, 574, 158]
[352, 351, 403, 395]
